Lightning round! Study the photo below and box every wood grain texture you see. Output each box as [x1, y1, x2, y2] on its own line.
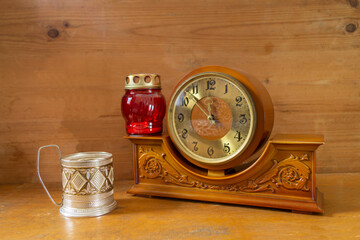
[0, 0, 359, 183]
[1, 174, 360, 239]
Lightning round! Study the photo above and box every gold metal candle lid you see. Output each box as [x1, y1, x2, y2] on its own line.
[125, 73, 161, 90]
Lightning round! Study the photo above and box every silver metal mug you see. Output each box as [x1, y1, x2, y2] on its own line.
[37, 145, 117, 217]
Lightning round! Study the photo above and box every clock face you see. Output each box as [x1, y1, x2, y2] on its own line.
[168, 72, 257, 165]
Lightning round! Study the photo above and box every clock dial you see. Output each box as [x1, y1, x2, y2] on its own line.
[168, 72, 257, 165]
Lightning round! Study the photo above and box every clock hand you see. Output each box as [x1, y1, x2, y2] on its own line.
[205, 97, 214, 119]
[185, 91, 215, 125]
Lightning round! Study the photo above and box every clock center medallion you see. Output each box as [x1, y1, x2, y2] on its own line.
[191, 97, 233, 140]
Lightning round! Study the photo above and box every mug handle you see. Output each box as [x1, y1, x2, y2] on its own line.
[37, 145, 62, 206]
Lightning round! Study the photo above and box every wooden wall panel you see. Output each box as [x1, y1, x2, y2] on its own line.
[0, 0, 359, 183]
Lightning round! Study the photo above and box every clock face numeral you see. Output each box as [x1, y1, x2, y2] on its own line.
[192, 141, 198, 151]
[178, 113, 184, 122]
[182, 129, 188, 139]
[234, 131, 242, 142]
[235, 96, 242, 106]
[192, 84, 198, 94]
[223, 143, 230, 153]
[171, 74, 255, 164]
[206, 79, 216, 90]
[182, 97, 189, 106]
[239, 114, 247, 124]
[207, 146, 214, 156]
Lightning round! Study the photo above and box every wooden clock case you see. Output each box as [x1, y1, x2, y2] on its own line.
[126, 66, 324, 213]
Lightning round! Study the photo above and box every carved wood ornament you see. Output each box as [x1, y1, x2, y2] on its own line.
[127, 134, 323, 213]
[138, 146, 311, 193]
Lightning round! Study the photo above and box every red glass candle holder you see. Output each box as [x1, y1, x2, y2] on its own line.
[121, 74, 166, 135]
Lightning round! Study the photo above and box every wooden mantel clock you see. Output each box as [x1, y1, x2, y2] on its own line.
[125, 66, 324, 213]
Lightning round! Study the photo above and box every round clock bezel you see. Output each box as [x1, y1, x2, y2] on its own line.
[168, 72, 257, 165]
[167, 66, 274, 170]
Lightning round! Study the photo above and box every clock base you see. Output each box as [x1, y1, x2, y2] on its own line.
[126, 134, 324, 213]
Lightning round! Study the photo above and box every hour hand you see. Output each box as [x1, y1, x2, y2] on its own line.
[185, 91, 215, 125]
[204, 97, 214, 116]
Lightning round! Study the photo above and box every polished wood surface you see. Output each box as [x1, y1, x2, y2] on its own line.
[127, 134, 323, 213]
[1, 173, 359, 239]
[1, 0, 360, 184]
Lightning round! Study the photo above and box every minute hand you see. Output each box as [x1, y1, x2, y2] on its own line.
[185, 91, 215, 125]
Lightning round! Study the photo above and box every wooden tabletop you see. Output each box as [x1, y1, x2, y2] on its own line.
[1, 173, 360, 240]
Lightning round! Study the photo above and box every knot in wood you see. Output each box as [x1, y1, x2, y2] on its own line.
[346, 23, 357, 33]
[348, 0, 358, 8]
[47, 28, 59, 38]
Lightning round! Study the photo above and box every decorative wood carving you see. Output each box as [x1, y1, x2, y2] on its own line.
[127, 134, 324, 213]
[138, 146, 311, 194]
[242, 154, 311, 193]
